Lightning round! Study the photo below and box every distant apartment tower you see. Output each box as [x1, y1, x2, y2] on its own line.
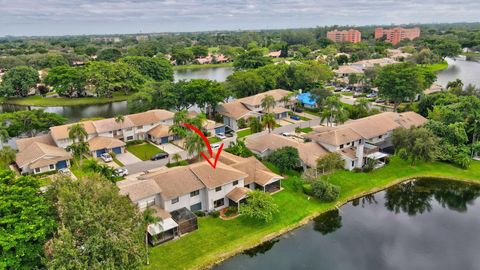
[326, 29, 362, 43]
[375, 27, 420, 45]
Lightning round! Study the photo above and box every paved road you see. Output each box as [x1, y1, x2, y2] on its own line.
[125, 159, 170, 174]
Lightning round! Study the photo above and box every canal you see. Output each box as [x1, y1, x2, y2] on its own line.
[214, 179, 480, 270]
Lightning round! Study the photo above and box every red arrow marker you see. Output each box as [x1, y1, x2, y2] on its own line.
[183, 123, 224, 169]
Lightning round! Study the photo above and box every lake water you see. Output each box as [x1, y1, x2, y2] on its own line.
[174, 66, 234, 82]
[436, 58, 480, 87]
[214, 179, 480, 270]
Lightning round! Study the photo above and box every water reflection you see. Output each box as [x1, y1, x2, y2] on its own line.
[313, 209, 342, 235]
[243, 239, 280, 257]
[174, 67, 234, 82]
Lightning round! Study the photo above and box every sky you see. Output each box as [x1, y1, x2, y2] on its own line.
[1, 0, 480, 37]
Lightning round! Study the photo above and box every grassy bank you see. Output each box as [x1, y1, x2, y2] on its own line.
[2, 92, 132, 107]
[173, 62, 233, 71]
[421, 61, 449, 73]
[145, 157, 480, 270]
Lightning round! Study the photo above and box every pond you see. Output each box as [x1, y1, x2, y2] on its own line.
[174, 66, 234, 82]
[436, 58, 480, 87]
[214, 179, 480, 270]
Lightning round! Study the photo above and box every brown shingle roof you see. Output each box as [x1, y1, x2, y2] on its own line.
[16, 142, 72, 169]
[50, 121, 97, 141]
[119, 179, 162, 201]
[217, 101, 260, 120]
[334, 65, 364, 74]
[227, 187, 251, 203]
[126, 109, 174, 126]
[147, 125, 173, 138]
[92, 117, 135, 133]
[88, 136, 125, 151]
[305, 127, 363, 146]
[190, 161, 248, 189]
[16, 134, 55, 152]
[236, 89, 291, 107]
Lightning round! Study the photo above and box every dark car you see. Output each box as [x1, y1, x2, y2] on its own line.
[293, 108, 303, 113]
[150, 152, 169, 161]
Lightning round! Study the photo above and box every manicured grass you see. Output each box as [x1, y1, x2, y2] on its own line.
[236, 129, 252, 138]
[126, 143, 165, 161]
[3, 92, 133, 107]
[299, 115, 311, 121]
[208, 137, 222, 144]
[297, 127, 313, 133]
[173, 62, 233, 70]
[421, 61, 448, 73]
[145, 157, 480, 270]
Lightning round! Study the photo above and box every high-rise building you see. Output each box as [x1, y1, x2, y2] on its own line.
[374, 27, 421, 45]
[326, 29, 362, 43]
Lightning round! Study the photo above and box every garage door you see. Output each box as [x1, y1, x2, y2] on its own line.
[161, 136, 169, 144]
[96, 149, 106, 157]
[190, 202, 202, 212]
[56, 160, 67, 169]
[215, 126, 225, 134]
[112, 147, 122, 154]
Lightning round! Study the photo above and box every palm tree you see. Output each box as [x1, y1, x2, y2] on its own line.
[169, 110, 188, 139]
[185, 131, 206, 160]
[115, 114, 125, 124]
[67, 141, 90, 161]
[261, 113, 276, 133]
[261, 95, 276, 112]
[143, 208, 160, 265]
[280, 95, 290, 108]
[249, 117, 263, 133]
[322, 95, 348, 126]
[172, 153, 182, 164]
[68, 123, 88, 143]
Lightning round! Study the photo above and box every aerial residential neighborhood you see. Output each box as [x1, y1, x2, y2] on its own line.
[2, 1, 480, 270]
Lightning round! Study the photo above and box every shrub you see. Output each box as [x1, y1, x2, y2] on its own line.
[240, 190, 279, 223]
[304, 137, 312, 142]
[210, 210, 220, 218]
[311, 180, 340, 202]
[266, 146, 301, 174]
[352, 167, 362, 173]
[362, 158, 378, 173]
[237, 118, 247, 129]
[302, 183, 313, 196]
[126, 140, 144, 146]
[194, 211, 206, 217]
[224, 206, 238, 217]
[291, 176, 304, 192]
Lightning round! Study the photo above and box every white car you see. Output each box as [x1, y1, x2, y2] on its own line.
[58, 168, 71, 176]
[281, 132, 293, 137]
[211, 143, 221, 149]
[216, 133, 227, 140]
[100, 153, 113, 163]
[114, 167, 129, 177]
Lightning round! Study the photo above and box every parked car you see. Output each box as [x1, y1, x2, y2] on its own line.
[114, 167, 129, 177]
[366, 92, 377, 98]
[225, 132, 234, 137]
[353, 92, 362, 97]
[290, 115, 301, 121]
[281, 132, 293, 137]
[293, 107, 303, 113]
[58, 168, 71, 176]
[375, 98, 386, 103]
[216, 133, 226, 140]
[211, 143, 221, 150]
[151, 152, 169, 161]
[100, 153, 113, 163]
[341, 88, 351, 92]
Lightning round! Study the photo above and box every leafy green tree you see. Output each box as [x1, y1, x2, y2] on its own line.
[234, 48, 273, 69]
[226, 70, 265, 98]
[267, 146, 300, 174]
[0, 171, 56, 270]
[392, 127, 439, 165]
[261, 113, 276, 133]
[316, 152, 344, 175]
[85, 46, 98, 56]
[27, 53, 69, 69]
[185, 130, 206, 161]
[310, 87, 332, 107]
[45, 176, 144, 269]
[321, 95, 348, 126]
[119, 56, 174, 82]
[96, 48, 123, 61]
[311, 179, 340, 202]
[128, 90, 153, 113]
[171, 47, 194, 65]
[375, 62, 434, 111]
[431, 37, 462, 58]
[240, 190, 279, 223]
[283, 61, 333, 90]
[224, 139, 253, 157]
[249, 117, 263, 133]
[191, 46, 209, 58]
[44, 65, 86, 97]
[0, 109, 66, 137]
[0, 66, 39, 97]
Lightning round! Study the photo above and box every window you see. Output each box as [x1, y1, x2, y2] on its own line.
[214, 198, 225, 208]
[340, 144, 344, 149]
[49, 164, 55, 170]
[378, 135, 383, 139]
[233, 180, 238, 186]
[126, 128, 133, 131]
[346, 142, 350, 146]
[215, 186, 222, 192]
[137, 125, 143, 129]
[126, 136, 134, 141]
[172, 197, 179, 204]
[351, 161, 354, 167]
[34, 168, 41, 173]
[190, 202, 202, 211]
[190, 190, 200, 197]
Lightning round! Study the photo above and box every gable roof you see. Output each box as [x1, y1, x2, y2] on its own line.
[126, 109, 174, 126]
[16, 134, 55, 152]
[189, 161, 248, 189]
[217, 101, 260, 120]
[16, 142, 72, 169]
[147, 125, 173, 138]
[236, 89, 291, 107]
[92, 117, 135, 133]
[88, 136, 125, 151]
[50, 121, 97, 141]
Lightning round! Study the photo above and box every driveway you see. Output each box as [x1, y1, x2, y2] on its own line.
[116, 152, 142, 165]
[125, 159, 170, 175]
[152, 143, 184, 155]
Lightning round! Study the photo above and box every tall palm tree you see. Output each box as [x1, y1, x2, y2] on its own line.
[261, 113, 276, 133]
[169, 110, 189, 139]
[143, 208, 160, 265]
[115, 114, 125, 124]
[185, 131, 206, 160]
[172, 153, 182, 164]
[322, 95, 348, 126]
[67, 141, 90, 161]
[68, 123, 88, 143]
[261, 95, 276, 112]
[280, 95, 290, 108]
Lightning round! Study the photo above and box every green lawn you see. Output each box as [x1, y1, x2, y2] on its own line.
[145, 157, 480, 270]
[236, 129, 252, 138]
[299, 116, 311, 121]
[126, 143, 165, 161]
[208, 137, 222, 144]
[421, 61, 448, 73]
[3, 92, 133, 107]
[297, 127, 313, 133]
